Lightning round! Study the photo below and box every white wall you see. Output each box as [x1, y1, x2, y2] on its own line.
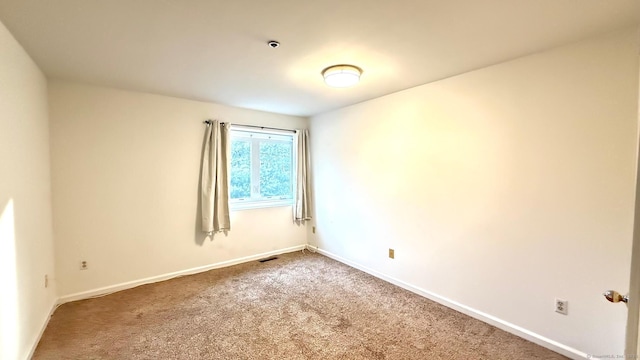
[0, 21, 57, 360]
[49, 82, 309, 297]
[310, 27, 639, 357]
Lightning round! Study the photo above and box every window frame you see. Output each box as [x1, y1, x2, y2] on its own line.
[229, 125, 296, 211]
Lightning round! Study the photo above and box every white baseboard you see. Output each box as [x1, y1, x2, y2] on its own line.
[26, 298, 58, 360]
[58, 245, 306, 304]
[47, 244, 584, 359]
[315, 247, 587, 360]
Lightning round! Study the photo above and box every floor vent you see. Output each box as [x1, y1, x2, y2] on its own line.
[258, 256, 278, 263]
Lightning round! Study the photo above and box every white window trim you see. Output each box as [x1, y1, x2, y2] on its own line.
[232, 125, 293, 137]
[229, 125, 296, 211]
[231, 198, 294, 211]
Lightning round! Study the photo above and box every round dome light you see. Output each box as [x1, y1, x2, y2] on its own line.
[322, 65, 362, 88]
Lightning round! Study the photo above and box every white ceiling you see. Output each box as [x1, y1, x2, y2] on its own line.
[0, 0, 638, 117]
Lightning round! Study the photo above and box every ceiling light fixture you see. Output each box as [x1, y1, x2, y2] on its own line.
[322, 64, 362, 88]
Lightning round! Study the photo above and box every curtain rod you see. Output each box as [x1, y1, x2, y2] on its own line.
[203, 120, 295, 133]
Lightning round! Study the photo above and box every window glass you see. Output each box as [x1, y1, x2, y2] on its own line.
[260, 141, 293, 198]
[230, 139, 251, 199]
[229, 127, 295, 209]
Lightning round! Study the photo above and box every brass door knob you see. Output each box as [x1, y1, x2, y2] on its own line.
[603, 290, 629, 303]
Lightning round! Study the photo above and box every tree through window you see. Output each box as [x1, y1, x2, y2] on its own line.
[229, 127, 294, 209]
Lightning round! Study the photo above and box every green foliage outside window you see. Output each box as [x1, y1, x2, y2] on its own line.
[230, 140, 251, 199]
[230, 133, 293, 201]
[260, 142, 292, 197]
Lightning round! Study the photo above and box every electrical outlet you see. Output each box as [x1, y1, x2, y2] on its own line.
[44, 274, 48, 288]
[312, 226, 316, 234]
[555, 298, 568, 315]
[388, 248, 395, 259]
[80, 260, 88, 270]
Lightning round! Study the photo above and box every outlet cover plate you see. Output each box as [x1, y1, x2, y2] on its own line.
[555, 298, 568, 315]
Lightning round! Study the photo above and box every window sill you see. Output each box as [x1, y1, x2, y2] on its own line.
[230, 200, 293, 211]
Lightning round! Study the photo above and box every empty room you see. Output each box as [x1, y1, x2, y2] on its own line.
[1, 0, 639, 359]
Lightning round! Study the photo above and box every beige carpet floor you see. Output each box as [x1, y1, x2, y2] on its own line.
[34, 251, 568, 359]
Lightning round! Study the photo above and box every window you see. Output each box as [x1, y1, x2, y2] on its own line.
[229, 126, 295, 209]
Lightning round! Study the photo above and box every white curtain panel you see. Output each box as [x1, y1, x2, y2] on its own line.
[201, 120, 231, 233]
[294, 129, 312, 222]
